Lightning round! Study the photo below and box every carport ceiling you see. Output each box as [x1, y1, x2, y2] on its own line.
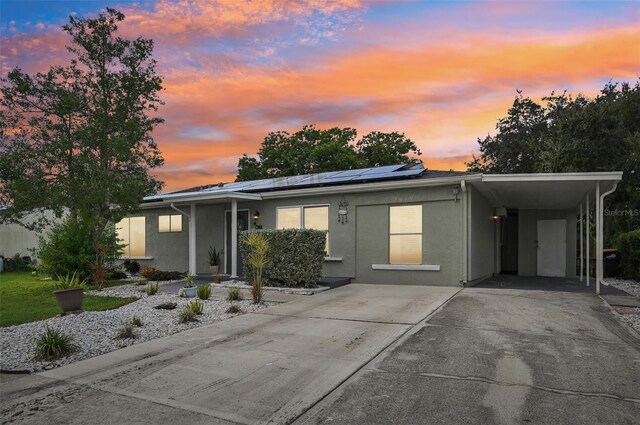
[472, 173, 622, 210]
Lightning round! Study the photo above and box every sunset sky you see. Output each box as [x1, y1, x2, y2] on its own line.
[2, 0, 639, 192]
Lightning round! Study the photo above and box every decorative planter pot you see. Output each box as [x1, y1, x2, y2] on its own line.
[53, 288, 84, 312]
[183, 286, 197, 298]
[209, 265, 219, 275]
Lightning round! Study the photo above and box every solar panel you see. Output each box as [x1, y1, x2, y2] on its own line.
[150, 163, 426, 200]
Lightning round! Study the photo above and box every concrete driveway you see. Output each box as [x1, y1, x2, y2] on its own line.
[296, 284, 640, 425]
[0, 284, 459, 425]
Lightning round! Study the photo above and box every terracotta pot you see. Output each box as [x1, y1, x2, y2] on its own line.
[53, 288, 84, 312]
[209, 265, 219, 275]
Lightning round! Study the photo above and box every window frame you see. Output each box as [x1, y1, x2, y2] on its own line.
[276, 204, 330, 255]
[158, 214, 183, 233]
[388, 204, 423, 265]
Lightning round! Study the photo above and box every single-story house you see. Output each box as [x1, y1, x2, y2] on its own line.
[117, 163, 621, 293]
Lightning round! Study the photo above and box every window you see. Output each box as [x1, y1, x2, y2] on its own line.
[277, 205, 329, 253]
[389, 205, 422, 264]
[159, 214, 182, 233]
[116, 217, 146, 257]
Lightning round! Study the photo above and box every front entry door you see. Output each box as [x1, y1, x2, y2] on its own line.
[536, 219, 566, 277]
[225, 210, 249, 276]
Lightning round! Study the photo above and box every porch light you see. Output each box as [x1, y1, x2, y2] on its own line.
[338, 197, 349, 224]
[493, 207, 507, 220]
[253, 210, 260, 221]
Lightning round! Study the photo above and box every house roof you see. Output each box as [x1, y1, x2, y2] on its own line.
[143, 163, 477, 204]
[141, 164, 622, 212]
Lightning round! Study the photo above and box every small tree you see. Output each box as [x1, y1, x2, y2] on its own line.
[0, 8, 164, 250]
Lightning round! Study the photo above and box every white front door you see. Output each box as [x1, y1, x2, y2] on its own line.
[537, 219, 566, 277]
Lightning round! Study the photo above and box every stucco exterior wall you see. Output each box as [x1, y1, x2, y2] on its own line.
[0, 222, 42, 259]
[132, 205, 227, 274]
[0, 211, 61, 261]
[469, 186, 495, 282]
[518, 209, 577, 277]
[139, 184, 465, 285]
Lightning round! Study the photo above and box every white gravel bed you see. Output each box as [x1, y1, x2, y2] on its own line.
[86, 278, 182, 298]
[215, 280, 328, 295]
[0, 293, 275, 373]
[612, 307, 640, 336]
[605, 278, 640, 298]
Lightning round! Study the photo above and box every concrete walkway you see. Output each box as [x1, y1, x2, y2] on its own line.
[296, 284, 640, 425]
[0, 284, 459, 424]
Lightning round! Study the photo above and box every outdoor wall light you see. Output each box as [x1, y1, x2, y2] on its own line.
[338, 197, 349, 224]
[253, 211, 260, 221]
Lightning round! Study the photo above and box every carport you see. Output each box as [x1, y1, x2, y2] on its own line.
[471, 172, 623, 294]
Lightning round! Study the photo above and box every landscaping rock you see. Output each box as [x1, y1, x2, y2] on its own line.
[153, 302, 177, 310]
[0, 290, 276, 373]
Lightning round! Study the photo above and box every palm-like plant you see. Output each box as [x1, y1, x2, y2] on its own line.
[245, 232, 268, 304]
[183, 273, 197, 288]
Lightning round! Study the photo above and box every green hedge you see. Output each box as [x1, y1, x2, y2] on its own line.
[240, 229, 326, 288]
[616, 229, 640, 280]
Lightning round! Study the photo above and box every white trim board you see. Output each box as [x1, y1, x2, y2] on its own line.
[372, 264, 440, 271]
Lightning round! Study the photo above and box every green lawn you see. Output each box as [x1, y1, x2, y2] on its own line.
[0, 272, 137, 327]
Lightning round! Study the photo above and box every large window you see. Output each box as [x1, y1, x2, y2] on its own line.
[277, 205, 329, 254]
[116, 217, 146, 257]
[389, 205, 422, 264]
[159, 214, 182, 233]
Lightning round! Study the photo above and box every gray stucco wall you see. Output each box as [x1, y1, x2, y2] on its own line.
[0, 211, 61, 262]
[138, 184, 465, 285]
[354, 197, 462, 285]
[127, 204, 226, 274]
[469, 187, 495, 282]
[518, 209, 577, 277]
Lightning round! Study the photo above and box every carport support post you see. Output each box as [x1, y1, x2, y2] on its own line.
[595, 182, 601, 295]
[579, 203, 583, 282]
[231, 198, 238, 278]
[586, 193, 590, 287]
[189, 202, 197, 275]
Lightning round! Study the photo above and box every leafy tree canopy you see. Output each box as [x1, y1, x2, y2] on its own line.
[0, 8, 164, 247]
[467, 81, 640, 233]
[236, 125, 421, 181]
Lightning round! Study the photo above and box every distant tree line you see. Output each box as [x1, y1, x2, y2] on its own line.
[235, 125, 421, 181]
[467, 81, 640, 236]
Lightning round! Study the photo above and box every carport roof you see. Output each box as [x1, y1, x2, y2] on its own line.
[471, 172, 623, 210]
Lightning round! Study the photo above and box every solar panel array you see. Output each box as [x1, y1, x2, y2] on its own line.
[205, 164, 424, 193]
[146, 163, 426, 201]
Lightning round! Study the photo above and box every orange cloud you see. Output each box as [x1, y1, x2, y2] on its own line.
[3, 1, 639, 192]
[152, 24, 639, 190]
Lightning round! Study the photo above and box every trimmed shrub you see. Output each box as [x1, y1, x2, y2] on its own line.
[123, 259, 141, 275]
[140, 267, 183, 281]
[107, 270, 128, 280]
[240, 229, 326, 288]
[139, 267, 157, 279]
[616, 229, 640, 280]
